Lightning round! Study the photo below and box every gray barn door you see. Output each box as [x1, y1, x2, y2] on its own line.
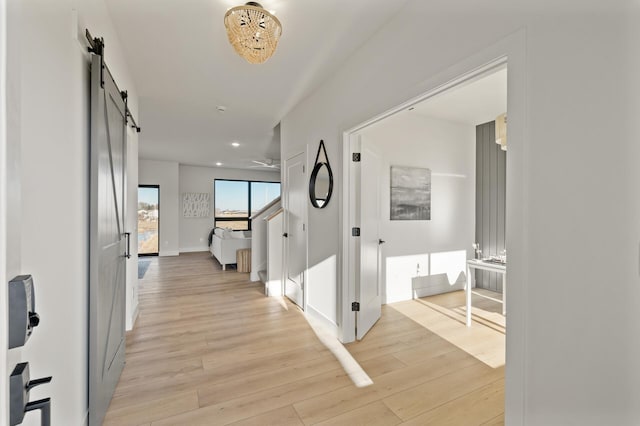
[89, 54, 127, 425]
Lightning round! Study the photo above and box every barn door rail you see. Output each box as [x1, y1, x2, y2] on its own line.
[85, 29, 141, 133]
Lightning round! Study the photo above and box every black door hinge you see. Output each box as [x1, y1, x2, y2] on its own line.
[352, 227, 360, 237]
[352, 302, 360, 312]
[352, 153, 361, 162]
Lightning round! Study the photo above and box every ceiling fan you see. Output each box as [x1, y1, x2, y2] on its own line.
[250, 159, 280, 169]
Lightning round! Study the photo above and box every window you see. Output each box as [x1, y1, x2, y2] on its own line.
[214, 179, 281, 230]
[138, 185, 160, 255]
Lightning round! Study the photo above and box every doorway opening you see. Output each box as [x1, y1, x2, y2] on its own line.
[343, 60, 510, 369]
[138, 185, 160, 256]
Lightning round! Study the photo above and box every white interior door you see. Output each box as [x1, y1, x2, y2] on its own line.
[89, 54, 127, 425]
[284, 152, 306, 309]
[357, 145, 382, 339]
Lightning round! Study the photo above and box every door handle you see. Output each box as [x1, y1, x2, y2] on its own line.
[283, 233, 288, 238]
[24, 398, 51, 426]
[124, 232, 131, 259]
[378, 239, 386, 245]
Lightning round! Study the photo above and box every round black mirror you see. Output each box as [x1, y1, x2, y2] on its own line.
[309, 162, 333, 208]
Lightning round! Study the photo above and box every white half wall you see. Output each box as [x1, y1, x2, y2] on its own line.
[359, 114, 475, 304]
[281, 1, 640, 424]
[18, 1, 139, 425]
[250, 200, 281, 282]
[139, 159, 179, 256]
[178, 164, 279, 253]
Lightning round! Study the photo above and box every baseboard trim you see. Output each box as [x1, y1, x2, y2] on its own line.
[306, 304, 339, 338]
[413, 281, 466, 298]
[126, 303, 139, 331]
[131, 304, 140, 328]
[266, 280, 282, 297]
[160, 250, 180, 257]
[179, 246, 209, 253]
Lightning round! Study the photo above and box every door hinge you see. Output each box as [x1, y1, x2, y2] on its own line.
[352, 153, 361, 162]
[303, 165, 305, 173]
[351, 302, 360, 312]
[303, 223, 306, 231]
[352, 227, 360, 237]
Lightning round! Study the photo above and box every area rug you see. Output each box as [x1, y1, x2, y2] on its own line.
[138, 259, 151, 279]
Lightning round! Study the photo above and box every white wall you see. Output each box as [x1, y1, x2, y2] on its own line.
[178, 164, 279, 252]
[18, 1, 139, 425]
[281, 1, 640, 424]
[139, 159, 179, 256]
[0, 0, 7, 420]
[125, 131, 139, 330]
[1, 0, 21, 423]
[266, 212, 284, 296]
[359, 114, 475, 304]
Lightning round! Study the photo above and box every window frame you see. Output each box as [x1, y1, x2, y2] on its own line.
[214, 178, 281, 231]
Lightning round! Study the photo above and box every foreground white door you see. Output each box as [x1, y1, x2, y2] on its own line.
[284, 152, 306, 309]
[89, 54, 127, 425]
[357, 145, 382, 339]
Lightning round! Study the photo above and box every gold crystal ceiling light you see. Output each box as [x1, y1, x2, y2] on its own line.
[224, 2, 282, 64]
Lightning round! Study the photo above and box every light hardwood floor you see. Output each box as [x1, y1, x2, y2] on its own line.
[104, 252, 504, 425]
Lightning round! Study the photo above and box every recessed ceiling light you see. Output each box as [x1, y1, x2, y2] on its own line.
[231, 142, 240, 147]
[217, 106, 227, 113]
[216, 162, 222, 166]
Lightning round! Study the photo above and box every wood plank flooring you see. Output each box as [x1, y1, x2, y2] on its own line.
[104, 252, 504, 425]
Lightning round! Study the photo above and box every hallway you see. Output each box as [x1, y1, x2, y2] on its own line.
[104, 252, 504, 425]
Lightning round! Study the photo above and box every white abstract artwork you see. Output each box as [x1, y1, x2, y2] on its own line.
[183, 192, 210, 218]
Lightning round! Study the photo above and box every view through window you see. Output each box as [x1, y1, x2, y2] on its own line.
[138, 185, 159, 255]
[214, 179, 280, 230]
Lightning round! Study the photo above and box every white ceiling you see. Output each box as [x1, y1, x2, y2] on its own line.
[410, 68, 507, 125]
[105, 0, 410, 170]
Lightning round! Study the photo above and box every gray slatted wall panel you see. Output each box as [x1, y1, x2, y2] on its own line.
[496, 124, 506, 292]
[475, 126, 483, 288]
[488, 123, 498, 290]
[475, 121, 506, 292]
[482, 122, 492, 288]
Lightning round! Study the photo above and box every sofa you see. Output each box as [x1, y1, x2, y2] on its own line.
[210, 228, 252, 270]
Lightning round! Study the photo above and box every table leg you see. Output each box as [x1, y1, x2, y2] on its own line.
[466, 265, 472, 327]
[502, 272, 507, 316]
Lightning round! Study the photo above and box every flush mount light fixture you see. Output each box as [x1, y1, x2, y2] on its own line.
[216, 162, 223, 166]
[224, 2, 282, 64]
[231, 142, 240, 147]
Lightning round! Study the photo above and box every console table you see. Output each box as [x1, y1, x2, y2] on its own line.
[466, 259, 506, 327]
